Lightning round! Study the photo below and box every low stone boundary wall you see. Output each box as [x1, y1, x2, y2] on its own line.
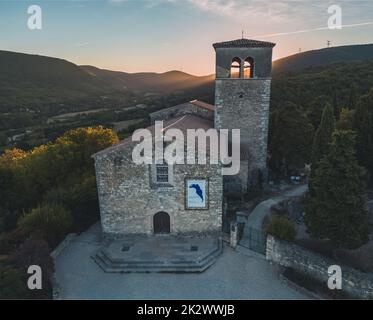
[266, 235, 373, 299]
[51, 233, 77, 259]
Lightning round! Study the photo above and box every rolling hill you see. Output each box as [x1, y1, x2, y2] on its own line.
[1, 43, 373, 110]
[0, 51, 112, 92]
[0, 50, 213, 109]
[272, 44, 373, 74]
[0, 50, 116, 109]
[81, 65, 213, 93]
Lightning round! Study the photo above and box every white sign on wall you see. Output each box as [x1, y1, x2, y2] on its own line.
[185, 179, 208, 209]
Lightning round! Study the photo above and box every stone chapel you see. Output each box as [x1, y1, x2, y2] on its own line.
[92, 38, 275, 238]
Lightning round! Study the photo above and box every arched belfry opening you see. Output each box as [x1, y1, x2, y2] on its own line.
[244, 57, 254, 78]
[230, 57, 241, 78]
[153, 211, 170, 234]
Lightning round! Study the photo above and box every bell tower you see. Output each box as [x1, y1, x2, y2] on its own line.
[213, 38, 276, 192]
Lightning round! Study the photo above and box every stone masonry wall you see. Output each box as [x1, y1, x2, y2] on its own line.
[215, 79, 271, 188]
[266, 235, 373, 299]
[94, 141, 222, 237]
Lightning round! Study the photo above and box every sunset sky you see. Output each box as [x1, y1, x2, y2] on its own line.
[1, 0, 373, 75]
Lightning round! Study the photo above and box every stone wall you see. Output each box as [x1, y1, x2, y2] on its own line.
[150, 102, 213, 124]
[266, 235, 373, 299]
[94, 141, 222, 237]
[214, 47, 273, 78]
[215, 79, 271, 188]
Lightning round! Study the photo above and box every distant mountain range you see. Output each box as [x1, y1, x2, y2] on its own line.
[1, 43, 373, 107]
[80, 65, 213, 93]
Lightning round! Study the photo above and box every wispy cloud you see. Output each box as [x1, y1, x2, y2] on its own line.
[108, 0, 174, 7]
[185, 0, 373, 24]
[106, 0, 373, 30]
[254, 21, 373, 38]
[107, 0, 312, 21]
[185, 0, 314, 22]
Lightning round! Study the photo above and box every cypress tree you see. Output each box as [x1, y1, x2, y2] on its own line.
[354, 89, 373, 184]
[305, 130, 369, 249]
[332, 90, 340, 120]
[311, 103, 335, 165]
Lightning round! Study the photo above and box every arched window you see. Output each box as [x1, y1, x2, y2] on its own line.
[230, 57, 241, 78]
[244, 57, 254, 79]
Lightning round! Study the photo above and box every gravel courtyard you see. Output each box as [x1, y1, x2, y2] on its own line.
[54, 223, 307, 299]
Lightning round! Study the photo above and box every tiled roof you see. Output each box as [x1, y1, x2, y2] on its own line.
[162, 114, 213, 133]
[189, 100, 215, 111]
[213, 38, 276, 49]
[149, 100, 214, 119]
[92, 115, 213, 158]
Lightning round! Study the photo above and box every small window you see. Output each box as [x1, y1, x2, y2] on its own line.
[156, 164, 169, 183]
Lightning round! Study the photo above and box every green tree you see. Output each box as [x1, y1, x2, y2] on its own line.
[269, 102, 314, 177]
[311, 103, 335, 165]
[43, 174, 100, 231]
[266, 215, 296, 242]
[348, 84, 359, 109]
[305, 130, 369, 249]
[354, 89, 373, 184]
[18, 204, 72, 247]
[0, 132, 6, 146]
[0, 149, 28, 230]
[9, 237, 53, 298]
[306, 95, 329, 129]
[332, 90, 340, 120]
[336, 108, 355, 130]
[0, 127, 118, 219]
[0, 263, 30, 299]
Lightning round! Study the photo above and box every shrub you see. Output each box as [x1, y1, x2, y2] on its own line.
[9, 237, 53, 298]
[0, 227, 30, 255]
[18, 204, 72, 247]
[0, 263, 30, 299]
[9, 237, 53, 277]
[43, 174, 100, 232]
[267, 215, 296, 242]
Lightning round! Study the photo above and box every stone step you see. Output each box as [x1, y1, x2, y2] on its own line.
[94, 247, 221, 270]
[98, 239, 222, 265]
[92, 255, 219, 273]
[91, 241, 222, 273]
[92, 256, 218, 273]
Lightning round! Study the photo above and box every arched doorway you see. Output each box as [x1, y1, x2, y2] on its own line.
[153, 212, 170, 234]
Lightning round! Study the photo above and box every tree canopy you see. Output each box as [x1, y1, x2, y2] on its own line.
[354, 89, 373, 184]
[305, 130, 369, 249]
[0, 126, 118, 298]
[311, 103, 335, 166]
[269, 101, 314, 178]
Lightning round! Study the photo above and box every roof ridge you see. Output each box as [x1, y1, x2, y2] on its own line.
[213, 38, 276, 49]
